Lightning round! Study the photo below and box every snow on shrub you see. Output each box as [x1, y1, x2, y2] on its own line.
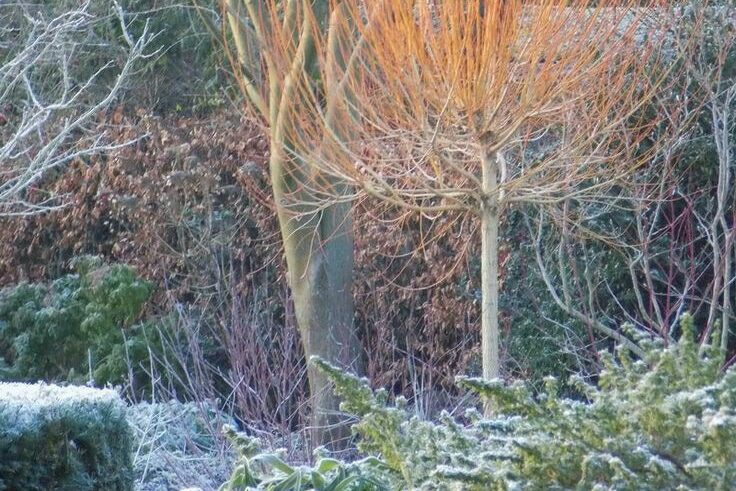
[0, 382, 133, 490]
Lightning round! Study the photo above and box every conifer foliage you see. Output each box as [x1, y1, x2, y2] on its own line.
[0, 256, 153, 386]
[226, 315, 736, 490]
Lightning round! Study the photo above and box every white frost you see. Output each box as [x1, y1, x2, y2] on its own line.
[0, 382, 121, 409]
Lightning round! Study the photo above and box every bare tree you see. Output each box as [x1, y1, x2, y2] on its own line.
[0, 1, 151, 216]
[687, 7, 736, 350]
[283, 1, 678, 403]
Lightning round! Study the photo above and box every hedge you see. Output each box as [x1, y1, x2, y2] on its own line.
[0, 383, 133, 491]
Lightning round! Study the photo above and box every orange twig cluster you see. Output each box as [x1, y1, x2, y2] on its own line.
[289, 1, 675, 214]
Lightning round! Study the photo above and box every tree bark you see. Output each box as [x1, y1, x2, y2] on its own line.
[721, 237, 732, 352]
[270, 137, 361, 450]
[226, 0, 363, 448]
[480, 140, 501, 416]
[282, 200, 360, 449]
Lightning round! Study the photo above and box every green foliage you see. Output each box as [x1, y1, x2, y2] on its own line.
[106, 0, 225, 111]
[307, 315, 736, 490]
[0, 383, 133, 491]
[0, 256, 152, 386]
[498, 208, 595, 391]
[220, 425, 389, 491]
[313, 358, 513, 490]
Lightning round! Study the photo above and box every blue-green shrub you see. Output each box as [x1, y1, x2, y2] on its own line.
[0, 256, 152, 386]
[0, 382, 133, 491]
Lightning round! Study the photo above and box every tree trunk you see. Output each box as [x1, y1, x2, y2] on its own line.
[287, 202, 360, 449]
[480, 201, 500, 413]
[226, 0, 361, 448]
[480, 141, 501, 416]
[270, 137, 361, 448]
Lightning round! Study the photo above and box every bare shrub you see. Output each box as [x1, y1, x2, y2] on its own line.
[0, 0, 152, 215]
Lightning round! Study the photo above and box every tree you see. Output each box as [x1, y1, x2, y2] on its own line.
[289, 0, 676, 401]
[0, 1, 150, 215]
[223, 0, 363, 446]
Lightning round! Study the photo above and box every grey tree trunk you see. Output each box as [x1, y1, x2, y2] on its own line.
[480, 206, 500, 382]
[284, 200, 361, 448]
[480, 140, 501, 416]
[721, 240, 732, 352]
[226, 0, 363, 448]
[270, 136, 362, 448]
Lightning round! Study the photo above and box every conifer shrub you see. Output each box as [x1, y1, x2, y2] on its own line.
[225, 315, 736, 490]
[0, 382, 133, 491]
[0, 256, 156, 389]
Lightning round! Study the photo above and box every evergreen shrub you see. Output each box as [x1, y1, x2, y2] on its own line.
[0, 256, 153, 387]
[0, 382, 133, 491]
[224, 315, 736, 490]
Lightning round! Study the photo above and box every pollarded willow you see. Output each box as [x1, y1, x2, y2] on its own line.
[283, 0, 681, 408]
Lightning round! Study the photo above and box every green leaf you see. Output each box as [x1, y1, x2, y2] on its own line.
[316, 458, 341, 474]
[311, 470, 326, 489]
[253, 453, 294, 475]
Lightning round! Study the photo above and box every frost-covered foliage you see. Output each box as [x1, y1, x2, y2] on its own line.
[294, 314, 736, 490]
[0, 382, 133, 490]
[220, 425, 388, 491]
[128, 400, 235, 491]
[0, 256, 152, 386]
